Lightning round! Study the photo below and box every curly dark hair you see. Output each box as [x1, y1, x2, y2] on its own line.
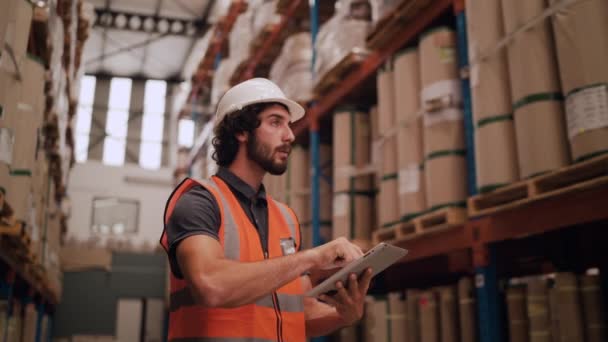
[212, 102, 287, 167]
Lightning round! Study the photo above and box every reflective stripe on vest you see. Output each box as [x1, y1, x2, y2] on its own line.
[274, 201, 296, 241]
[197, 179, 240, 260]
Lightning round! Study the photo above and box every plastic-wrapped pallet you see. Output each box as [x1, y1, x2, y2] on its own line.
[270, 33, 313, 103]
[252, 0, 280, 39]
[376, 61, 400, 230]
[394, 48, 426, 220]
[314, 0, 371, 80]
[501, 0, 570, 178]
[466, 0, 520, 193]
[333, 107, 374, 241]
[210, 58, 239, 108]
[420, 27, 467, 209]
[580, 274, 607, 342]
[229, 9, 255, 64]
[370, 0, 402, 22]
[550, 0, 608, 162]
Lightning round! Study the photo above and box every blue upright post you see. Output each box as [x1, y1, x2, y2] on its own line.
[310, 1, 328, 341]
[456, 10, 477, 196]
[474, 245, 504, 342]
[35, 303, 44, 342]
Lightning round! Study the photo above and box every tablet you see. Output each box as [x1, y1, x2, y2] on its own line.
[306, 242, 408, 297]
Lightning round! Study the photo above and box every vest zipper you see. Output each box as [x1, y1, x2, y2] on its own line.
[254, 201, 284, 342]
[264, 251, 284, 342]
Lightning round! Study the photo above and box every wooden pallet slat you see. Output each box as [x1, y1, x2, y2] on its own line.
[469, 154, 608, 217]
[373, 207, 467, 244]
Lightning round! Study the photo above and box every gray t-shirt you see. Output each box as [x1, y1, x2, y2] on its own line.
[166, 167, 270, 278]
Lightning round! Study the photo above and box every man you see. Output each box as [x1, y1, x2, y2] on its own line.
[160, 78, 373, 342]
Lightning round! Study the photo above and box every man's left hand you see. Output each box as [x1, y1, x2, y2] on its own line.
[318, 268, 373, 326]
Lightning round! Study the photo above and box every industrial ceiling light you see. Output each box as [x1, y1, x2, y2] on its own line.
[129, 15, 142, 30]
[100, 12, 113, 26]
[115, 14, 127, 29]
[157, 19, 169, 34]
[143, 17, 155, 32]
[171, 20, 184, 34]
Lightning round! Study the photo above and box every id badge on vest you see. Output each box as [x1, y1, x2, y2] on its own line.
[280, 237, 296, 255]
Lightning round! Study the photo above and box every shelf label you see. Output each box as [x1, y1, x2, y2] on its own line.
[0, 127, 14, 165]
[566, 84, 608, 139]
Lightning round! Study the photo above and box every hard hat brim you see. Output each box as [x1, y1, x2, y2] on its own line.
[241, 97, 306, 123]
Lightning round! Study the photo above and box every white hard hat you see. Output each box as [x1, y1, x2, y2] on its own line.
[214, 78, 305, 127]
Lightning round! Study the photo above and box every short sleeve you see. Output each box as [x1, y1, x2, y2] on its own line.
[166, 185, 221, 279]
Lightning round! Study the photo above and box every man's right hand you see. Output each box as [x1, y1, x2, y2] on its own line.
[310, 237, 364, 271]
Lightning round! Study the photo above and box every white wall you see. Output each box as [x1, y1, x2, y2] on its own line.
[67, 161, 174, 249]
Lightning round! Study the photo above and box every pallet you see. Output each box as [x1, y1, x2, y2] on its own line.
[373, 206, 467, 244]
[367, 0, 436, 50]
[313, 49, 370, 98]
[468, 154, 608, 217]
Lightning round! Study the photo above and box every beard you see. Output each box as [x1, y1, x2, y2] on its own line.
[246, 133, 290, 175]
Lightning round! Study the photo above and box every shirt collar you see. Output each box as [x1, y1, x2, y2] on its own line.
[216, 167, 267, 202]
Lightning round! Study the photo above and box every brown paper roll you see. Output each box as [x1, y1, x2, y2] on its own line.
[438, 286, 459, 342]
[458, 277, 477, 342]
[506, 286, 529, 342]
[365, 297, 388, 342]
[333, 109, 372, 192]
[420, 27, 459, 89]
[527, 278, 552, 342]
[287, 146, 309, 193]
[397, 117, 426, 217]
[388, 292, 408, 342]
[502, 0, 570, 177]
[378, 64, 396, 135]
[501, 0, 562, 101]
[332, 192, 374, 240]
[550, 0, 608, 95]
[580, 274, 607, 342]
[379, 177, 399, 228]
[419, 291, 440, 342]
[394, 49, 421, 121]
[554, 273, 585, 342]
[475, 120, 520, 191]
[383, 135, 398, 175]
[513, 101, 570, 178]
[425, 155, 468, 208]
[407, 289, 421, 342]
[424, 115, 466, 155]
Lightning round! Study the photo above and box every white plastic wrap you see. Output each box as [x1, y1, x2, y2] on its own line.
[253, 0, 281, 37]
[270, 33, 314, 103]
[370, 0, 402, 22]
[229, 11, 255, 64]
[314, 0, 371, 80]
[211, 58, 239, 108]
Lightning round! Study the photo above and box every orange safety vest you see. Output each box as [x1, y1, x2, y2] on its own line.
[160, 176, 306, 342]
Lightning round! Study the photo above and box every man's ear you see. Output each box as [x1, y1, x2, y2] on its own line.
[236, 131, 248, 143]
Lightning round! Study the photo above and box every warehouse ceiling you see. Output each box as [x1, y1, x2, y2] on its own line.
[83, 0, 216, 82]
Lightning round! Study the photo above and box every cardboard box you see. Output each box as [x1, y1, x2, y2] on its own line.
[458, 277, 477, 342]
[419, 290, 440, 342]
[420, 27, 458, 89]
[554, 273, 585, 342]
[438, 286, 459, 342]
[364, 296, 388, 342]
[527, 278, 551, 342]
[377, 63, 395, 135]
[388, 292, 407, 342]
[60, 246, 112, 272]
[332, 192, 374, 240]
